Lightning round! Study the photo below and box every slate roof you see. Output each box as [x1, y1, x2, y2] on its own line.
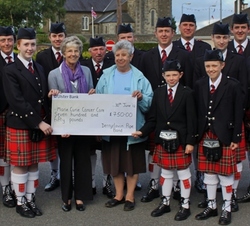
[64, 0, 127, 12]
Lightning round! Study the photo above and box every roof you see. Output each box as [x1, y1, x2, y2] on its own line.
[64, 0, 127, 12]
[195, 7, 250, 36]
[95, 12, 134, 23]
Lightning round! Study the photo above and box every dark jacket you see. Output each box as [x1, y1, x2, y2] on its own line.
[140, 84, 197, 146]
[3, 58, 50, 129]
[140, 45, 193, 90]
[194, 75, 243, 145]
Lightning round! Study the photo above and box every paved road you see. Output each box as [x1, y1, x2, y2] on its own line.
[1, 151, 250, 226]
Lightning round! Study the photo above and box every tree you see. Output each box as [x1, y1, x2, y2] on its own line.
[0, 0, 66, 29]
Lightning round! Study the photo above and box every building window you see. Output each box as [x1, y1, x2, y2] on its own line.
[82, 16, 89, 30]
[151, 10, 155, 26]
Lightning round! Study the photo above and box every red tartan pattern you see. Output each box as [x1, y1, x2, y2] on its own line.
[0, 111, 7, 157]
[198, 131, 237, 176]
[4, 127, 56, 166]
[236, 123, 246, 162]
[153, 144, 192, 170]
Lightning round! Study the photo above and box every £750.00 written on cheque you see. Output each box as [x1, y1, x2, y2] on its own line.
[51, 93, 137, 135]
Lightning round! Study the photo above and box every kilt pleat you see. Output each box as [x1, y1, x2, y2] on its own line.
[5, 127, 56, 166]
[0, 111, 7, 158]
[198, 131, 237, 176]
[153, 144, 191, 170]
[236, 123, 246, 162]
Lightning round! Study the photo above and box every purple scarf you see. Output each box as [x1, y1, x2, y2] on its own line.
[61, 60, 88, 93]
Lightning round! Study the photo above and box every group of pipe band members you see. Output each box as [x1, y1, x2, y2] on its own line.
[0, 12, 250, 224]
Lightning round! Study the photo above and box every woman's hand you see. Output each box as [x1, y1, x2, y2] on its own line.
[48, 89, 60, 98]
[132, 131, 142, 138]
[185, 144, 194, 154]
[61, 134, 70, 138]
[38, 121, 53, 135]
[88, 88, 95, 95]
[132, 90, 143, 101]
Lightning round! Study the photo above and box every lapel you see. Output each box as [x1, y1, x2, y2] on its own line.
[212, 75, 227, 111]
[159, 84, 185, 119]
[202, 77, 209, 109]
[47, 47, 59, 69]
[167, 84, 184, 117]
[223, 51, 234, 75]
[15, 58, 42, 95]
[151, 47, 162, 78]
[33, 61, 47, 95]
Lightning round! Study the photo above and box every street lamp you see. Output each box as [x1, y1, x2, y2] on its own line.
[209, 5, 216, 24]
[182, 2, 191, 15]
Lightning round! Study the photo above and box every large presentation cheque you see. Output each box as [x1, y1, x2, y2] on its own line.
[51, 93, 137, 135]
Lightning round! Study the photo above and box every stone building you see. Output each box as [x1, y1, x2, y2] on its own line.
[61, 0, 172, 42]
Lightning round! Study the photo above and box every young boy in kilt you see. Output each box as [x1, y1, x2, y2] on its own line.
[132, 60, 197, 221]
[2, 27, 56, 218]
[194, 49, 243, 225]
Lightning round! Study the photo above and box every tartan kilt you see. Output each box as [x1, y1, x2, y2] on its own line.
[198, 131, 237, 176]
[0, 111, 7, 158]
[4, 127, 56, 166]
[236, 123, 246, 162]
[153, 144, 192, 170]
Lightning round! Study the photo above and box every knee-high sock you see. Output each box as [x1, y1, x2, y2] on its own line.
[91, 153, 97, 188]
[178, 168, 191, 208]
[26, 171, 39, 202]
[161, 169, 173, 205]
[50, 149, 60, 179]
[219, 174, 234, 212]
[204, 173, 219, 209]
[148, 154, 160, 189]
[232, 162, 243, 196]
[0, 159, 10, 193]
[11, 172, 28, 205]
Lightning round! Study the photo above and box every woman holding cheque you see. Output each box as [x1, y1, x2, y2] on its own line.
[95, 40, 153, 211]
[132, 60, 197, 221]
[48, 36, 95, 212]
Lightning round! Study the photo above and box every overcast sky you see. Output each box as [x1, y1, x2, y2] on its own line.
[172, 0, 250, 31]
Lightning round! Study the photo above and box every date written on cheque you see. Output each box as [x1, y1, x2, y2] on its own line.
[110, 112, 133, 117]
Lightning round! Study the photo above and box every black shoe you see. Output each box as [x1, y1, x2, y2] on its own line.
[105, 197, 125, 208]
[198, 199, 208, 208]
[76, 202, 86, 211]
[219, 210, 231, 225]
[141, 188, 160, 202]
[44, 177, 60, 192]
[62, 203, 71, 212]
[198, 193, 208, 208]
[195, 207, 218, 220]
[173, 188, 181, 201]
[27, 195, 42, 216]
[135, 182, 142, 191]
[174, 206, 191, 221]
[124, 200, 135, 211]
[102, 186, 115, 199]
[92, 187, 97, 195]
[2, 184, 16, 208]
[151, 199, 171, 217]
[103, 174, 115, 199]
[16, 203, 35, 218]
[194, 171, 206, 193]
[237, 192, 250, 203]
[231, 193, 239, 212]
